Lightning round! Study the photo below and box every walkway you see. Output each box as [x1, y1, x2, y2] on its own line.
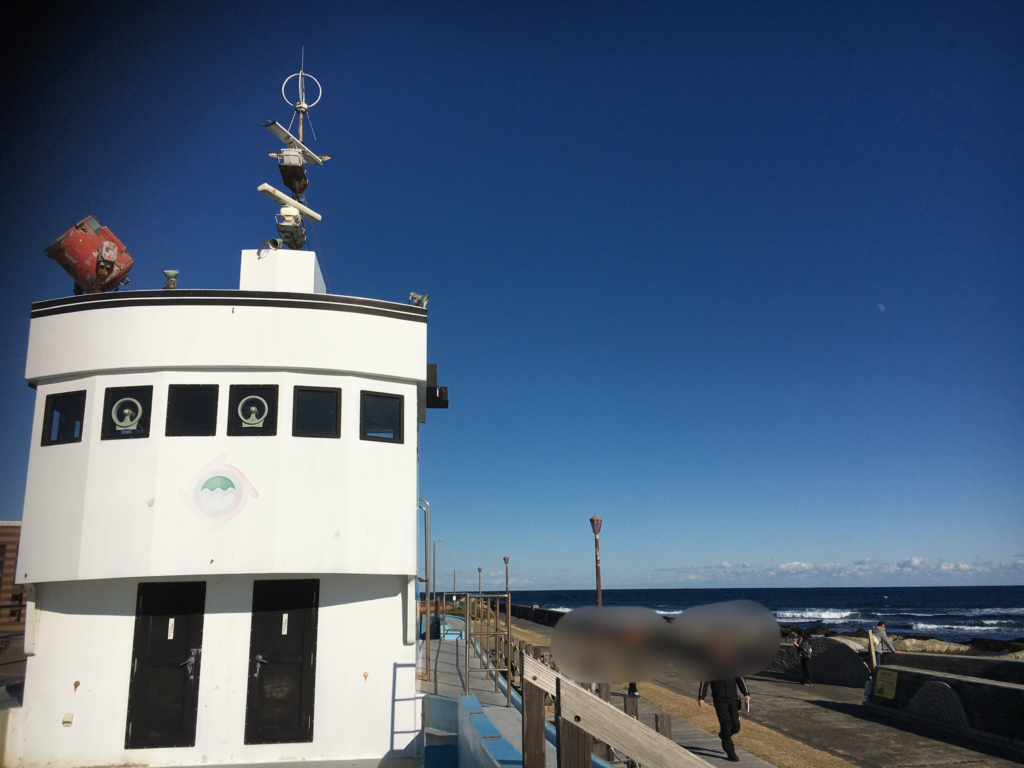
[419, 618, 774, 767]
[653, 667, 1024, 768]
[512, 615, 1024, 768]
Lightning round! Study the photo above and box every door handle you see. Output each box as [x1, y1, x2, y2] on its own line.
[178, 648, 199, 682]
[254, 654, 270, 678]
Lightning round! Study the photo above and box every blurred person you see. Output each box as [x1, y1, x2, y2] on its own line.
[698, 676, 750, 762]
[794, 631, 813, 686]
[872, 621, 898, 666]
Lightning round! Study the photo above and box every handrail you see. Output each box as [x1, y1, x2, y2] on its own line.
[521, 652, 714, 768]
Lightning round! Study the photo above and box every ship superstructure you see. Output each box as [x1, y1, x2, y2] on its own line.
[6, 67, 445, 768]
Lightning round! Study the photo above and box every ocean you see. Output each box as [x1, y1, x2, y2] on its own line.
[509, 585, 1024, 643]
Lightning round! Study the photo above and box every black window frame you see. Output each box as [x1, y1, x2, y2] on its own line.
[41, 390, 87, 446]
[292, 386, 342, 439]
[165, 384, 220, 437]
[359, 391, 404, 444]
[227, 384, 279, 437]
[101, 385, 154, 441]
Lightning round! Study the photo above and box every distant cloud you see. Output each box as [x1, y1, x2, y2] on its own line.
[652, 557, 1024, 586]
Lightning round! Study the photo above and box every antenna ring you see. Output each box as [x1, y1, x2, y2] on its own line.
[282, 73, 322, 109]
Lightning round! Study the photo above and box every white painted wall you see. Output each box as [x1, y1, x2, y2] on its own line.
[18, 371, 419, 584]
[4, 574, 421, 768]
[239, 249, 327, 294]
[25, 299, 426, 386]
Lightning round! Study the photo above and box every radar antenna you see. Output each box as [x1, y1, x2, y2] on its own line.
[258, 49, 331, 250]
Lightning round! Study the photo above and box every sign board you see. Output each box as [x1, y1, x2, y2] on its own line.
[874, 668, 899, 699]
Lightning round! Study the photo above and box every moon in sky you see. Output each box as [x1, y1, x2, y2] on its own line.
[877, 304, 885, 312]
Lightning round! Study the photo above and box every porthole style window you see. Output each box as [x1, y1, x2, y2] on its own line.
[101, 386, 153, 440]
[41, 390, 86, 446]
[293, 387, 341, 438]
[360, 391, 403, 443]
[166, 385, 219, 437]
[228, 385, 278, 436]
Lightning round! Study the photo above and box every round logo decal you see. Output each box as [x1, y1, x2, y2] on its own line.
[179, 455, 258, 528]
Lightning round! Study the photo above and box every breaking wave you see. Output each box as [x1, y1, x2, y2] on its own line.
[774, 609, 856, 620]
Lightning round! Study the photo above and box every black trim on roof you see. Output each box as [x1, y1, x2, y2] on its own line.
[30, 290, 428, 323]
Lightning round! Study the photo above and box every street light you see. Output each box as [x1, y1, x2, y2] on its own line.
[478, 566, 482, 594]
[503, 555, 509, 593]
[590, 515, 603, 607]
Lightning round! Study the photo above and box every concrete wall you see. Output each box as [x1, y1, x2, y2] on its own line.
[4, 574, 420, 767]
[868, 665, 1024, 746]
[763, 637, 871, 687]
[25, 292, 426, 386]
[456, 696, 520, 768]
[510, 604, 564, 629]
[882, 652, 1024, 685]
[18, 369, 419, 584]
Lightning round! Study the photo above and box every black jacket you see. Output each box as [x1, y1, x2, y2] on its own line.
[698, 677, 749, 702]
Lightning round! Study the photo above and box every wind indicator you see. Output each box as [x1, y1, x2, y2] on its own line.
[259, 51, 331, 250]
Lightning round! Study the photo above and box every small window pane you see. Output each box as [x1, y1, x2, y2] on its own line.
[360, 392, 403, 443]
[228, 385, 278, 436]
[42, 390, 86, 446]
[166, 385, 219, 436]
[101, 386, 153, 440]
[293, 387, 341, 438]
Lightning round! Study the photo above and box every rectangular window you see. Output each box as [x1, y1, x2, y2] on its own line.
[228, 385, 278, 436]
[101, 386, 153, 440]
[166, 385, 219, 436]
[41, 390, 87, 446]
[360, 391, 403, 443]
[293, 387, 341, 438]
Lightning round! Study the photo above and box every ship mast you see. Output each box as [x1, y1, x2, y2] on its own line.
[257, 52, 331, 250]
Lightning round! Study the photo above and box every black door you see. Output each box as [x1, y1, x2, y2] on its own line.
[125, 582, 206, 749]
[244, 579, 319, 744]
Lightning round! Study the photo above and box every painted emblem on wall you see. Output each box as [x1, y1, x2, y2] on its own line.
[238, 395, 269, 428]
[179, 455, 259, 529]
[111, 397, 143, 432]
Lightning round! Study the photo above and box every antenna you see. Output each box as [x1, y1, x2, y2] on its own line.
[281, 48, 322, 143]
[258, 52, 331, 251]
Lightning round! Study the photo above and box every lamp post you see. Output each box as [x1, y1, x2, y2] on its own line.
[503, 555, 509, 593]
[590, 515, 603, 607]
[478, 567, 482, 594]
[418, 498, 431, 682]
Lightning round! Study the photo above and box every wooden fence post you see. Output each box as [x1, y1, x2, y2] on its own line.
[598, 683, 610, 702]
[867, 630, 876, 670]
[655, 713, 672, 739]
[556, 678, 591, 768]
[623, 695, 639, 719]
[522, 650, 547, 768]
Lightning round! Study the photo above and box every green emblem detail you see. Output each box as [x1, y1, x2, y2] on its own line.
[201, 476, 236, 492]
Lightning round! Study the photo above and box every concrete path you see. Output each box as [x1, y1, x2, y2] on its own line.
[420, 618, 510, 707]
[419, 620, 558, 767]
[607, 685, 774, 768]
[512, 615, 1024, 768]
[653, 668, 1024, 768]
[421, 618, 775, 767]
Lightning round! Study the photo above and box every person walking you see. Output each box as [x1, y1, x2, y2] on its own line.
[872, 621, 898, 667]
[794, 631, 813, 686]
[698, 676, 750, 762]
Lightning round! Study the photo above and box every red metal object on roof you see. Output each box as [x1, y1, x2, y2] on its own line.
[44, 216, 134, 293]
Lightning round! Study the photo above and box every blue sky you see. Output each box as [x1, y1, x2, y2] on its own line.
[1, 1, 1021, 589]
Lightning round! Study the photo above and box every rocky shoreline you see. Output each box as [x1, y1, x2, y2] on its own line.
[777, 623, 1024, 656]
[509, 604, 1024, 656]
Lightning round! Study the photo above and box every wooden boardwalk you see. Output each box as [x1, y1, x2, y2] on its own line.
[418, 618, 774, 768]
